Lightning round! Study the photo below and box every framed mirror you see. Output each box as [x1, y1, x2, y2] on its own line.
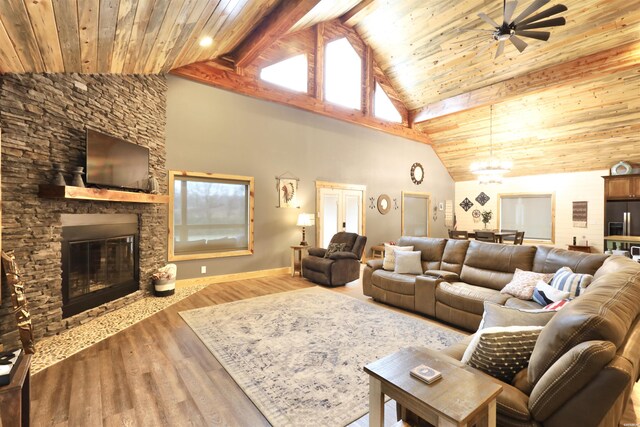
[377, 194, 391, 215]
[411, 162, 424, 185]
[402, 191, 430, 236]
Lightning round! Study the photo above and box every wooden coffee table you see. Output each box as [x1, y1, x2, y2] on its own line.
[364, 347, 502, 427]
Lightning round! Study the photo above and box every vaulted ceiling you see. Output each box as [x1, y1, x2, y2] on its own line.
[0, 0, 638, 181]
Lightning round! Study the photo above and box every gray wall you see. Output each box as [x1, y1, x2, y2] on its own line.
[166, 75, 454, 279]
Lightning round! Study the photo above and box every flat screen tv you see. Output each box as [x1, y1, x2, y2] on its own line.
[85, 129, 149, 191]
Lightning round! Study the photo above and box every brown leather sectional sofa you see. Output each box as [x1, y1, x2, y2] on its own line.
[364, 237, 640, 426]
[363, 236, 608, 331]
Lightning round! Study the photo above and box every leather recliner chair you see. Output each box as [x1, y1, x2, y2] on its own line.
[301, 232, 367, 286]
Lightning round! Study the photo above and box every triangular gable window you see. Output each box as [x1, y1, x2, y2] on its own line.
[260, 54, 308, 93]
[374, 82, 402, 123]
[325, 38, 362, 110]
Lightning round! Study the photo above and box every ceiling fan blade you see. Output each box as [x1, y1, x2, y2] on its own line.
[514, 30, 551, 41]
[518, 17, 566, 30]
[512, 0, 550, 24]
[503, 1, 518, 24]
[478, 12, 500, 28]
[495, 40, 505, 58]
[517, 4, 568, 27]
[509, 35, 528, 52]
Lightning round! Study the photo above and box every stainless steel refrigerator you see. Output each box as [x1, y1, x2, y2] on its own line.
[606, 201, 640, 236]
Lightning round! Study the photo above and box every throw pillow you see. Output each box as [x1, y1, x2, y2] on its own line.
[500, 269, 554, 300]
[462, 326, 543, 383]
[382, 244, 413, 270]
[532, 280, 570, 306]
[548, 267, 593, 298]
[479, 301, 556, 329]
[394, 251, 423, 275]
[324, 243, 346, 258]
[543, 299, 571, 311]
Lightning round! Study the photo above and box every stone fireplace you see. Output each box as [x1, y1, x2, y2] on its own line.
[0, 73, 168, 349]
[61, 214, 139, 318]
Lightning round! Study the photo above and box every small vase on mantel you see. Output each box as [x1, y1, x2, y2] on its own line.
[51, 163, 67, 186]
[148, 173, 159, 194]
[71, 166, 85, 187]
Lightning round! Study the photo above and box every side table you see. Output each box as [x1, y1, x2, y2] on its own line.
[371, 245, 385, 259]
[567, 244, 591, 253]
[0, 353, 32, 427]
[290, 245, 307, 277]
[364, 347, 501, 427]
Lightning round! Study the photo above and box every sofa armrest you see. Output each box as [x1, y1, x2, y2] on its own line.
[329, 251, 358, 260]
[415, 275, 442, 317]
[529, 340, 616, 422]
[423, 269, 460, 282]
[307, 247, 326, 257]
[366, 258, 384, 270]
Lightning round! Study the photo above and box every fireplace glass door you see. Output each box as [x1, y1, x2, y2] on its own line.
[68, 236, 135, 299]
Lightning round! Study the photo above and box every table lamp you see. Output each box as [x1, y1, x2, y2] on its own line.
[297, 213, 315, 246]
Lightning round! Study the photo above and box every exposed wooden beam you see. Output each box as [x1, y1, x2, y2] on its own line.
[171, 62, 432, 145]
[411, 40, 640, 124]
[363, 46, 374, 115]
[313, 22, 324, 100]
[341, 0, 376, 27]
[230, 0, 321, 69]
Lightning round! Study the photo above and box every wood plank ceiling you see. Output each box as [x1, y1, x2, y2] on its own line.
[0, 0, 638, 181]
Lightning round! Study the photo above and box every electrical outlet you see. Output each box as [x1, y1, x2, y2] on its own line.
[201, 266, 207, 274]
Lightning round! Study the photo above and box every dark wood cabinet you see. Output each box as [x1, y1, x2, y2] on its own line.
[604, 175, 640, 200]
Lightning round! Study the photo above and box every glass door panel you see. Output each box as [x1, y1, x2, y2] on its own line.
[321, 191, 340, 248]
[344, 191, 362, 234]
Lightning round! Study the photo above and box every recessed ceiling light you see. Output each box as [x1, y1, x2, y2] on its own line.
[199, 36, 213, 47]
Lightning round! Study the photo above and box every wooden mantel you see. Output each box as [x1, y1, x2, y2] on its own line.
[38, 185, 169, 204]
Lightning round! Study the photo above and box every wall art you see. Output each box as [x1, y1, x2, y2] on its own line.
[276, 172, 299, 208]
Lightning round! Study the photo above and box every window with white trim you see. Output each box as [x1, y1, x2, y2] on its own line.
[499, 194, 554, 241]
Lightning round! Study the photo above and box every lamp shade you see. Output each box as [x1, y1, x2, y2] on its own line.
[296, 213, 315, 227]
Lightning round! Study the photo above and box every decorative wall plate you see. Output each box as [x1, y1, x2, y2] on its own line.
[460, 198, 474, 212]
[611, 161, 632, 176]
[411, 163, 424, 185]
[377, 194, 391, 214]
[472, 209, 481, 222]
[475, 192, 490, 206]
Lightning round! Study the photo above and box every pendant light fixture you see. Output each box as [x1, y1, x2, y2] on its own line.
[469, 104, 512, 184]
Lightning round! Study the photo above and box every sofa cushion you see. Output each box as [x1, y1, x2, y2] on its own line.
[394, 251, 423, 274]
[529, 340, 616, 421]
[528, 258, 640, 384]
[532, 280, 570, 305]
[548, 266, 593, 297]
[382, 244, 413, 270]
[460, 241, 536, 290]
[371, 270, 417, 295]
[593, 254, 640, 280]
[324, 242, 346, 258]
[397, 236, 446, 271]
[441, 239, 470, 275]
[480, 301, 555, 329]
[505, 298, 544, 310]
[500, 269, 554, 300]
[462, 326, 543, 383]
[437, 282, 510, 315]
[533, 245, 608, 275]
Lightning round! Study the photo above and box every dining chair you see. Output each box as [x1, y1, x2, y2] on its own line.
[500, 229, 518, 243]
[448, 230, 468, 240]
[513, 231, 525, 245]
[475, 231, 497, 243]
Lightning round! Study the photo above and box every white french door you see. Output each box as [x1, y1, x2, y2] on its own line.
[317, 183, 365, 248]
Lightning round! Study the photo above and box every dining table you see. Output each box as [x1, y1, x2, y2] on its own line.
[468, 230, 518, 243]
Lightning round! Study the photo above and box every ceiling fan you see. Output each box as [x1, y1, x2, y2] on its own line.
[478, 0, 568, 58]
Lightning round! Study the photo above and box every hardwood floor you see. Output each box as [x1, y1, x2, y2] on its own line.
[30, 274, 639, 426]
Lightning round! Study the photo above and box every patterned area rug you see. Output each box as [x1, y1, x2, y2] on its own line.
[179, 287, 465, 427]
